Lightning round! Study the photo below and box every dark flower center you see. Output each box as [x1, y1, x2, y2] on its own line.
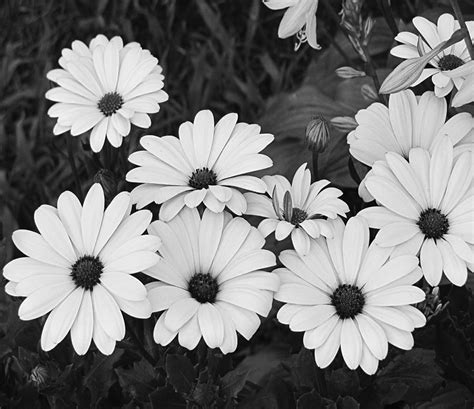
[98, 92, 123, 116]
[188, 273, 219, 303]
[331, 284, 365, 319]
[289, 207, 308, 226]
[417, 208, 449, 239]
[438, 54, 464, 71]
[188, 168, 217, 189]
[70, 255, 103, 290]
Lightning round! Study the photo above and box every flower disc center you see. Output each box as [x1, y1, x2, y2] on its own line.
[290, 207, 308, 226]
[188, 168, 217, 189]
[188, 273, 219, 303]
[417, 208, 449, 239]
[98, 92, 124, 116]
[438, 54, 464, 71]
[331, 284, 365, 319]
[71, 255, 103, 290]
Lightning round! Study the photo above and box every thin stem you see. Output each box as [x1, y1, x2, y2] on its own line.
[312, 150, 319, 182]
[361, 44, 387, 104]
[377, 0, 398, 37]
[126, 321, 156, 367]
[449, 0, 474, 60]
[315, 366, 328, 397]
[67, 137, 83, 200]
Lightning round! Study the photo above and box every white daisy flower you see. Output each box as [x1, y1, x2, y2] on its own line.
[144, 207, 278, 353]
[348, 89, 474, 167]
[390, 13, 474, 97]
[3, 184, 161, 355]
[264, 0, 321, 50]
[451, 61, 474, 107]
[274, 217, 426, 375]
[244, 163, 349, 256]
[46, 34, 169, 152]
[126, 110, 274, 221]
[358, 137, 474, 287]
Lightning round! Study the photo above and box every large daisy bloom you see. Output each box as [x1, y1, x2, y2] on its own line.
[126, 110, 274, 221]
[390, 13, 474, 97]
[3, 184, 161, 355]
[358, 137, 474, 287]
[348, 89, 474, 167]
[244, 163, 349, 256]
[264, 0, 321, 50]
[46, 34, 168, 152]
[274, 217, 426, 375]
[144, 207, 278, 353]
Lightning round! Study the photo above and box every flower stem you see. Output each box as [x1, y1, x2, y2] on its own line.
[376, 0, 398, 37]
[315, 366, 328, 397]
[126, 321, 156, 367]
[312, 150, 319, 182]
[449, 0, 474, 60]
[67, 137, 83, 200]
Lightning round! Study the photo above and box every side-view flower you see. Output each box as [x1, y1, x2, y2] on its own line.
[46, 34, 168, 152]
[144, 207, 278, 354]
[274, 217, 426, 375]
[3, 184, 161, 355]
[126, 110, 274, 220]
[358, 137, 473, 287]
[245, 163, 349, 255]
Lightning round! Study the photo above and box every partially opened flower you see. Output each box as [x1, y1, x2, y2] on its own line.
[145, 208, 278, 353]
[274, 217, 426, 375]
[358, 137, 473, 286]
[264, 0, 321, 50]
[244, 163, 349, 255]
[348, 89, 474, 167]
[126, 110, 274, 221]
[390, 13, 474, 97]
[3, 184, 161, 355]
[46, 34, 168, 152]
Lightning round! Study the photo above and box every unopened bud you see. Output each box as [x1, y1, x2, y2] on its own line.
[30, 365, 48, 387]
[330, 116, 358, 132]
[93, 169, 117, 203]
[306, 116, 330, 153]
[336, 66, 366, 79]
[361, 84, 379, 102]
[362, 16, 375, 46]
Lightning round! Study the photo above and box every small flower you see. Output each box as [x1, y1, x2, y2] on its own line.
[274, 217, 426, 375]
[145, 208, 278, 353]
[46, 35, 169, 152]
[3, 184, 161, 355]
[390, 13, 474, 97]
[126, 110, 274, 221]
[244, 163, 349, 255]
[30, 365, 48, 387]
[264, 0, 321, 50]
[348, 89, 474, 167]
[358, 137, 474, 286]
[306, 116, 330, 153]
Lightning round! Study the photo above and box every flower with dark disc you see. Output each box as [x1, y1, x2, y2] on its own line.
[289, 208, 308, 226]
[70, 255, 104, 290]
[331, 284, 365, 319]
[98, 92, 124, 117]
[188, 168, 217, 189]
[437, 54, 465, 71]
[417, 208, 449, 239]
[188, 273, 219, 303]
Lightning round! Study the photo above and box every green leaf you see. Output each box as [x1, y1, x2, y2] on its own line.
[375, 349, 443, 404]
[297, 390, 324, 409]
[165, 354, 196, 395]
[149, 385, 186, 409]
[336, 396, 360, 409]
[327, 368, 360, 400]
[415, 381, 474, 409]
[115, 359, 156, 403]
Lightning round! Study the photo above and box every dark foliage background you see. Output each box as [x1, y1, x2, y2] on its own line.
[1, 0, 473, 408]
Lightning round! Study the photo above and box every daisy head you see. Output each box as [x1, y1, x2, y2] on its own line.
[358, 137, 473, 286]
[3, 184, 161, 355]
[244, 163, 349, 256]
[274, 217, 426, 375]
[264, 0, 321, 50]
[144, 208, 278, 353]
[348, 89, 474, 168]
[46, 34, 169, 152]
[126, 110, 274, 221]
[390, 13, 474, 97]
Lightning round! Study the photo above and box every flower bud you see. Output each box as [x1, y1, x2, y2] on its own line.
[306, 116, 330, 153]
[30, 365, 48, 387]
[361, 84, 379, 102]
[330, 116, 357, 132]
[336, 66, 366, 79]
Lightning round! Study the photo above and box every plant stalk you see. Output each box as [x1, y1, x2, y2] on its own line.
[67, 137, 83, 200]
[449, 0, 474, 60]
